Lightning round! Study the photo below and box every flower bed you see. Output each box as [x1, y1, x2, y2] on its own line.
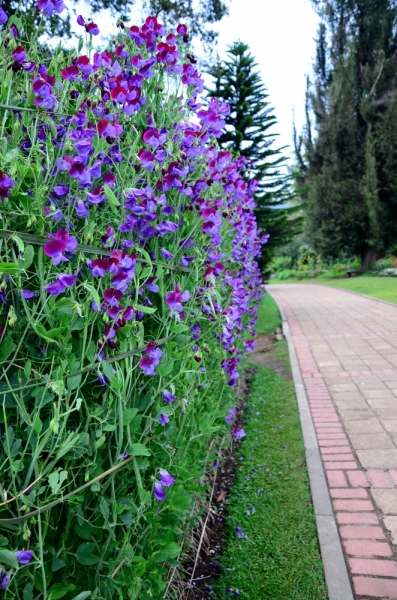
[0, 5, 264, 599]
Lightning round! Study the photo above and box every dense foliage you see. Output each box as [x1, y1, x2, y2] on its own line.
[0, 5, 264, 599]
[296, 0, 397, 270]
[208, 42, 302, 271]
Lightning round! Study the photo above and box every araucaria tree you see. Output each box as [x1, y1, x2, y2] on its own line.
[297, 0, 397, 271]
[208, 42, 301, 269]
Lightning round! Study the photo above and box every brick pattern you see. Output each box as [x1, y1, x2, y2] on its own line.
[270, 288, 397, 600]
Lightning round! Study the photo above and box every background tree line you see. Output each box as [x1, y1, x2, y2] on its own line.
[296, 0, 397, 271]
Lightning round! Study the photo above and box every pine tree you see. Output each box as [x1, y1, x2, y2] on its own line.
[207, 42, 302, 269]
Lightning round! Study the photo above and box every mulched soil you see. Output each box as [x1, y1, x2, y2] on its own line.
[179, 330, 286, 599]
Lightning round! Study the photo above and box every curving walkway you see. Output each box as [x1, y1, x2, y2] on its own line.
[269, 283, 397, 600]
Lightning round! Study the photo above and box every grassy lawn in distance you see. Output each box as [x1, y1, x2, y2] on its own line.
[311, 275, 397, 304]
[213, 304, 327, 599]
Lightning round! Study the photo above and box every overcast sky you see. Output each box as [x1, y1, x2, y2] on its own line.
[72, 0, 319, 160]
[213, 0, 320, 158]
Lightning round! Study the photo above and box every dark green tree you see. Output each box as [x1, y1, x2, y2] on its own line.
[297, 0, 397, 270]
[207, 41, 302, 270]
[1, 0, 228, 52]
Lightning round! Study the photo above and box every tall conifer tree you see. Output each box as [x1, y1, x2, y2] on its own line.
[208, 42, 301, 269]
[298, 0, 397, 270]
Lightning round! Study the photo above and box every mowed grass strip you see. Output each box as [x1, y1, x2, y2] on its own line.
[256, 292, 282, 335]
[213, 307, 327, 599]
[312, 275, 397, 305]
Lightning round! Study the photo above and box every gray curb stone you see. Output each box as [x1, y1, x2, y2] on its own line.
[268, 290, 354, 600]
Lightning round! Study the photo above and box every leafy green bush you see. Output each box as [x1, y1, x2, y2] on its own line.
[0, 6, 264, 599]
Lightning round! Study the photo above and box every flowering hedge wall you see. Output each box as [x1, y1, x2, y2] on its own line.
[0, 4, 265, 599]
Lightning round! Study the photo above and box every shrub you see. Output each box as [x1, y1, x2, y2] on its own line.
[0, 6, 264, 599]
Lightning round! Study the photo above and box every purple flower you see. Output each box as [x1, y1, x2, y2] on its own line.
[154, 482, 166, 501]
[0, 170, 14, 200]
[37, 0, 64, 15]
[165, 284, 190, 318]
[139, 342, 163, 376]
[22, 290, 35, 300]
[44, 229, 77, 266]
[163, 390, 175, 403]
[86, 22, 100, 36]
[1, 573, 11, 590]
[119, 451, 129, 459]
[236, 526, 247, 539]
[15, 550, 33, 565]
[98, 373, 110, 386]
[76, 201, 88, 218]
[137, 149, 155, 171]
[159, 413, 169, 426]
[53, 184, 69, 197]
[159, 469, 175, 487]
[12, 45, 26, 63]
[0, 7, 8, 24]
[45, 274, 77, 296]
[161, 248, 174, 260]
[213, 460, 219, 468]
[233, 426, 246, 439]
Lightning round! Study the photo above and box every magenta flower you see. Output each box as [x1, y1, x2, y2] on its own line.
[165, 284, 190, 318]
[154, 482, 166, 501]
[233, 426, 246, 439]
[137, 149, 155, 171]
[163, 390, 175, 403]
[139, 342, 163, 376]
[12, 46, 26, 63]
[159, 469, 175, 487]
[159, 413, 169, 426]
[37, 0, 64, 15]
[44, 229, 77, 266]
[45, 274, 77, 296]
[142, 127, 167, 148]
[15, 550, 33, 565]
[176, 23, 188, 36]
[244, 339, 255, 352]
[86, 22, 99, 35]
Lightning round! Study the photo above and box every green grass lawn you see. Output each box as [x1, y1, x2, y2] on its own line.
[256, 292, 282, 335]
[311, 275, 397, 304]
[213, 305, 327, 599]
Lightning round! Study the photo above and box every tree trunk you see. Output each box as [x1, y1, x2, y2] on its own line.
[360, 248, 377, 272]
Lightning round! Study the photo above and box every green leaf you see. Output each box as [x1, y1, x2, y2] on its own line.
[99, 497, 109, 521]
[24, 360, 32, 379]
[1, 334, 16, 360]
[4, 148, 19, 163]
[157, 359, 174, 377]
[82, 282, 101, 310]
[161, 542, 181, 559]
[35, 324, 62, 344]
[0, 537, 8, 547]
[23, 583, 34, 600]
[103, 184, 120, 212]
[0, 548, 19, 569]
[76, 543, 99, 566]
[122, 408, 138, 426]
[12, 235, 24, 253]
[0, 262, 19, 274]
[67, 374, 82, 391]
[129, 443, 151, 457]
[133, 304, 156, 314]
[51, 555, 66, 572]
[19, 245, 34, 270]
[72, 593, 92, 600]
[170, 323, 189, 333]
[75, 521, 92, 540]
[48, 583, 76, 599]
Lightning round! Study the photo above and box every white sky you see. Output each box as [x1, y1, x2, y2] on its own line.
[213, 0, 319, 159]
[69, 0, 319, 161]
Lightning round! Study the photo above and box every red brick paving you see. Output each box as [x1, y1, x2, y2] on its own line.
[269, 284, 397, 600]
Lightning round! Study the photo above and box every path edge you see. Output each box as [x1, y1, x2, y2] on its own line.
[268, 290, 354, 600]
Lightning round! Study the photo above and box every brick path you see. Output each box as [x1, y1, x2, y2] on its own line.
[269, 283, 397, 600]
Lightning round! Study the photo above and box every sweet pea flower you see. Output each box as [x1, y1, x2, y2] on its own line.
[159, 469, 175, 487]
[1, 573, 11, 590]
[233, 425, 246, 439]
[12, 46, 26, 63]
[15, 550, 33, 565]
[165, 284, 190, 318]
[159, 413, 169, 426]
[37, 0, 64, 15]
[0, 7, 8, 24]
[163, 390, 175, 403]
[154, 482, 166, 501]
[139, 342, 163, 376]
[44, 229, 77, 266]
[86, 22, 100, 35]
[0, 170, 14, 199]
[45, 274, 77, 296]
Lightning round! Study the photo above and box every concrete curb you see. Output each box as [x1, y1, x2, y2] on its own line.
[268, 291, 354, 600]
